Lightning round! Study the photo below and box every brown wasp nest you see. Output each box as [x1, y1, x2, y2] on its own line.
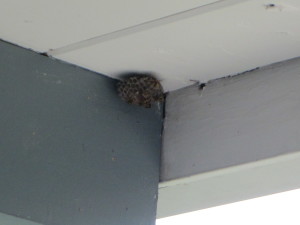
[117, 73, 164, 108]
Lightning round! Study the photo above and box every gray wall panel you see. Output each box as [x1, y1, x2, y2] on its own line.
[0, 40, 162, 225]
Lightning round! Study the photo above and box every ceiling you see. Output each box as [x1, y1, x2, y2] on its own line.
[0, 0, 299, 91]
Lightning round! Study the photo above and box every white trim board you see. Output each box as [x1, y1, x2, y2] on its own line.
[0, 213, 42, 225]
[157, 151, 300, 218]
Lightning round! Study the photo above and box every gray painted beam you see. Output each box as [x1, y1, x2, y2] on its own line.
[158, 57, 300, 218]
[0, 40, 162, 225]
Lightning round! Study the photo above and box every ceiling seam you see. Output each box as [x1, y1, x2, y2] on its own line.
[47, 0, 249, 56]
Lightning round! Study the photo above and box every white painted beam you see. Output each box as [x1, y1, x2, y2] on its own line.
[158, 57, 300, 218]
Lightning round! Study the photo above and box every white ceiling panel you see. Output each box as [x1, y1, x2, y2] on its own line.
[52, 0, 300, 91]
[0, 0, 217, 52]
[0, 0, 299, 91]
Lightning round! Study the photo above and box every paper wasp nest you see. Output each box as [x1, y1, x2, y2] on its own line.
[117, 73, 164, 108]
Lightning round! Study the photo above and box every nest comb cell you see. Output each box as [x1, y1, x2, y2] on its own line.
[117, 73, 164, 108]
